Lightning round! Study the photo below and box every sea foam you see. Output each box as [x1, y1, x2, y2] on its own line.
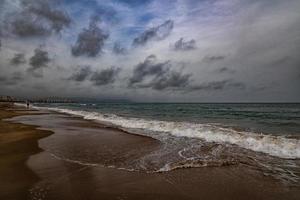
[16, 103, 300, 159]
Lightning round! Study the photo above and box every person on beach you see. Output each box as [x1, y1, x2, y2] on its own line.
[26, 100, 29, 108]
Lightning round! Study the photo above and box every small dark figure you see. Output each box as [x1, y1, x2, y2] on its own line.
[26, 101, 29, 108]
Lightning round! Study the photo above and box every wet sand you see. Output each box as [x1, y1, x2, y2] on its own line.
[0, 103, 52, 199]
[1, 103, 300, 200]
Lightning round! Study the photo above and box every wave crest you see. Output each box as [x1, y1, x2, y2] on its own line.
[23, 104, 300, 159]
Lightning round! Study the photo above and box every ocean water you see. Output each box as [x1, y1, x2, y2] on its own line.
[33, 103, 300, 134]
[20, 103, 300, 185]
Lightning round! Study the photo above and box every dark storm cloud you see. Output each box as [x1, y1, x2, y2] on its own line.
[203, 55, 226, 63]
[132, 20, 174, 47]
[142, 71, 192, 90]
[0, 72, 24, 85]
[10, 53, 26, 65]
[90, 67, 121, 86]
[68, 65, 92, 82]
[128, 55, 193, 90]
[6, 0, 71, 38]
[129, 55, 171, 86]
[71, 16, 109, 57]
[216, 67, 236, 74]
[29, 48, 50, 70]
[9, 14, 48, 37]
[129, 57, 246, 91]
[27, 0, 71, 32]
[8, 72, 24, 85]
[0, 76, 7, 82]
[113, 42, 127, 55]
[173, 38, 196, 51]
[189, 80, 245, 91]
[270, 56, 290, 67]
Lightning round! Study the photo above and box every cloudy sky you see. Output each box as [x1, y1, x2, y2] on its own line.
[0, 0, 299, 102]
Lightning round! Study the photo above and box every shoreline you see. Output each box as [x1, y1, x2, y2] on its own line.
[14, 103, 160, 141]
[0, 103, 53, 199]
[22, 103, 300, 160]
[1, 103, 300, 199]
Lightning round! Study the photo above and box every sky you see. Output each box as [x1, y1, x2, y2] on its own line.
[0, 0, 299, 102]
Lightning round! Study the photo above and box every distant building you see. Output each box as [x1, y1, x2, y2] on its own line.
[0, 96, 75, 103]
[0, 96, 15, 102]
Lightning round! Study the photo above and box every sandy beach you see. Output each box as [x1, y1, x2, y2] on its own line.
[0, 103, 52, 199]
[1, 103, 300, 200]
[1, 0, 300, 198]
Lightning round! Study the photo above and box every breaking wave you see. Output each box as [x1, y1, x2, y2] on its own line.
[16, 103, 300, 159]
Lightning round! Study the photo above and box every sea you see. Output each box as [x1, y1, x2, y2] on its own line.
[22, 102, 300, 185]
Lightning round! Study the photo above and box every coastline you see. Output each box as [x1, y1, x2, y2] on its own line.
[27, 103, 300, 160]
[0, 103, 53, 199]
[1, 103, 300, 200]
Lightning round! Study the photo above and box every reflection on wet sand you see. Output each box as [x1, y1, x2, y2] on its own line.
[2, 106, 300, 200]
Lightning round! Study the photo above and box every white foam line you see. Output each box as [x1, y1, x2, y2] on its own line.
[14, 103, 26, 107]
[50, 153, 140, 172]
[50, 153, 98, 167]
[32, 105, 300, 159]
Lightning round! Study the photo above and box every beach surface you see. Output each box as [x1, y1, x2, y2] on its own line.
[0, 103, 300, 200]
